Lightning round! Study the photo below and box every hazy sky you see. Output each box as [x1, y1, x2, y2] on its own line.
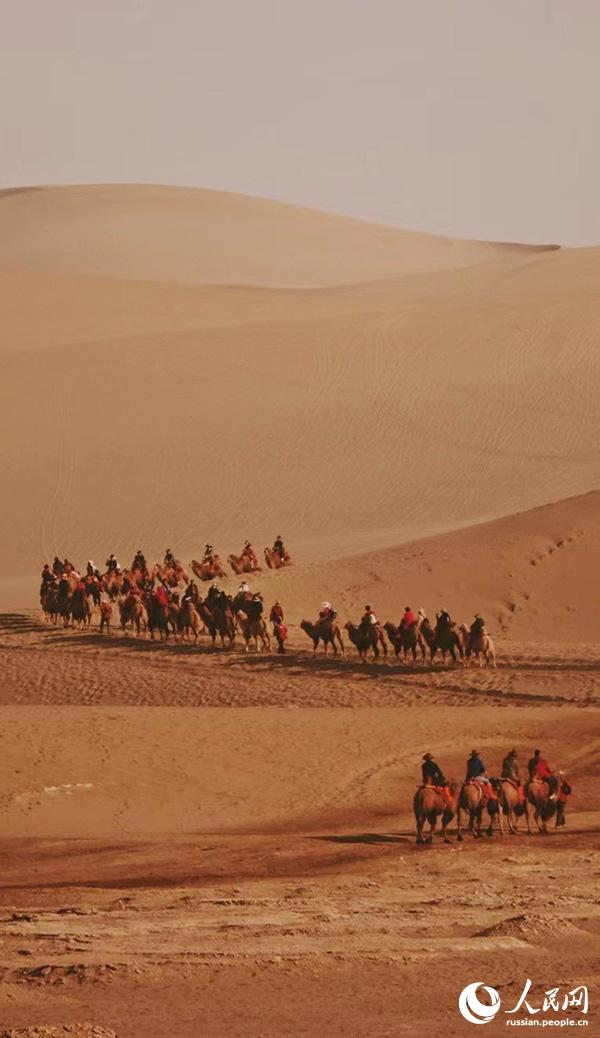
[2, 0, 600, 244]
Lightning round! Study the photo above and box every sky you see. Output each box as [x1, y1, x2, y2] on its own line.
[2, 0, 600, 244]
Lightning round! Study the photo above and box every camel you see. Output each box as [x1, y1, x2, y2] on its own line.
[167, 601, 181, 640]
[146, 594, 170, 641]
[432, 621, 464, 665]
[384, 621, 425, 663]
[70, 587, 91, 629]
[457, 780, 502, 840]
[99, 601, 112, 635]
[414, 783, 457, 844]
[461, 625, 496, 668]
[300, 618, 344, 656]
[264, 547, 292, 569]
[236, 613, 270, 652]
[526, 779, 557, 834]
[499, 778, 530, 835]
[119, 595, 148, 637]
[345, 622, 387, 662]
[41, 587, 60, 625]
[191, 557, 226, 582]
[228, 553, 261, 575]
[179, 600, 202, 643]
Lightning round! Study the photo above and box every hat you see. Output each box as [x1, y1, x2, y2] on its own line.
[470, 749, 478, 756]
[423, 752, 433, 760]
[322, 601, 331, 609]
[557, 769, 566, 776]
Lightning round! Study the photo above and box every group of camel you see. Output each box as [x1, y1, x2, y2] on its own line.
[414, 777, 561, 844]
[300, 614, 496, 668]
[190, 548, 292, 581]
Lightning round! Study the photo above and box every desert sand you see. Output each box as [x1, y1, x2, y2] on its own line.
[0, 185, 598, 1037]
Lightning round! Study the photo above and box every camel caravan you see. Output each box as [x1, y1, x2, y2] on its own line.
[39, 545, 496, 667]
[414, 748, 572, 844]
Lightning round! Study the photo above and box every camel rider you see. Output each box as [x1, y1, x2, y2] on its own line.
[468, 614, 485, 649]
[360, 605, 378, 631]
[154, 584, 169, 608]
[164, 549, 176, 568]
[132, 550, 146, 572]
[106, 554, 119, 572]
[465, 750, 494, 795]
[238, 581, 251, 597]
[417, 607, 427, 625]
[52, 556, 64, 576]
[501, 749, 520, 783]
[86, 560, 96, 577]
[273, 535, 285, 560]
[319, 601, 337, 622]
[437, 608, 453, 630]
[556, 771, 572, 827]
[400, 606, 417, 628]
[41, 564, 54, 586]
[528, 749, 557, 797]
[243, 540, 258, 565]
[421, 753, 453, 807]
[203, 544, 214, 562]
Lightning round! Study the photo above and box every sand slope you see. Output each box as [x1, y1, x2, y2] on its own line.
[0, 184, 551, 288]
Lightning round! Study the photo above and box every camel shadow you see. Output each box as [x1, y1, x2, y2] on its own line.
[313, 832, 411, 845]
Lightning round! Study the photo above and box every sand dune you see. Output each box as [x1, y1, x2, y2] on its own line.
[0, 187, 599, 602]
[0, 184, 553, 288]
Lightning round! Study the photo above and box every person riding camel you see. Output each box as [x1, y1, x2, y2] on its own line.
[436, 608, 454, 630]
[421, 753, 453, 807]
[154, 584, 169, 608]
[52, 556, 64, 576]
[183, 580, 199, 604]
[468, 614, 486, 650]
[41, 564, 54, 586]
[164, 549, 176, 569]
[203, 544, 214, 563]
[417, 607, 427, 625]
[465, 749, 496, 800]
[400, 606, 417, 628]
[132, 550, 146, 573]
[273, 535, 286, 561]
[528, 749, 557, 798]
[238, 581, 251, 597]
[86, 560, 96, 577]
[360, 605, 378, 631]
[556, 771, 572, 827]
[269, 600, 287, 654]
[318, 601, 337, 623]
[105, 554, 119, 573]
[242, 540, 258, 566]
[501, 749, 520, 783]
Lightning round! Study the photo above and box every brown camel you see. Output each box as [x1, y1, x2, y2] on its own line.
[345, 622, 387, 662]
[384, 621, 426, 663]
[99, 601, 112, 635]
[462, 625, 496, 668]
[119, 594, 148, 637]
[413, 784, 457, 844]
[41, 587, 60, 625]
[432, 621, 464, 665]
[70, 587, 91, 629]
[191, 557, 226, 581]
[228, 553, 262, 575]
[526, 779, 557, 834]
[457, 780, 503, 840]
[179, 600, 202, 643]
[264, 547, 292, 569]
[236, 613, 270, 652]
[300, 619, 344, 656]
[500, 779, 530, 835]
